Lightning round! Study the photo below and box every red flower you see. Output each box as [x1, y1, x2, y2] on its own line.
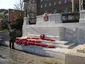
[29, 42, 35, 45]
[18, 39, 22, 44]
[22, 39, 28, 45]
[47, 45, 55, 48]
[36, 40, 41, 43]
[35, 43, 41, 46]
[49, 39, 55, 42]
[15, 39, 19, 43]
[40, 34, 45, 39]
[36, 43, 47, 47]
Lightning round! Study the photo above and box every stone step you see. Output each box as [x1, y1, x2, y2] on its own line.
[55, 41, 69, 45]
[41, 40, 69, 45]
[56, 43, 76, 48]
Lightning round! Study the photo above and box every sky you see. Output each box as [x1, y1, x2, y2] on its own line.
[0, 0, 20, 9]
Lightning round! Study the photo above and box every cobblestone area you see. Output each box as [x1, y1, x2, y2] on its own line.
[0, 46, 64, 64]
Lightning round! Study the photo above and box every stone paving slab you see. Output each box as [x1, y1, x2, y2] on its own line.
[1, 42, 85, 64]
[0, 46, 63, 64]
[65, 54, 85, 64]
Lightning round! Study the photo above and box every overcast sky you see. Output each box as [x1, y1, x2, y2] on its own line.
[0, 0, 20, 9]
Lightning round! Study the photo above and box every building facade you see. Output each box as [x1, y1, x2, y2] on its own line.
[24, 0, 79, 24]
[24, 0, 79, 15]
[40, 0, 79, 14]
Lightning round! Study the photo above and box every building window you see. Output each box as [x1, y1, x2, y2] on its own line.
[53, 9, 57, 14]
[29, 1, 31, 4]
[49, 3, 52, 6]
[54, 2, 56, 5]
[41, 5, 43, 8]
[41, 0, 43, 2]
[59, 0, 62, 4]
[70, 0, 72, 2]
[64, 0, 67, 3]
[64, 8, 68, 12]
[45, 4, 47, 7]
[33, 0, 35, 3]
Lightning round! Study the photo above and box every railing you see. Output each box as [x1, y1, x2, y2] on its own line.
[61, 12, 79, 23]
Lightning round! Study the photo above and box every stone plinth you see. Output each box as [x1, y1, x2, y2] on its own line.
[23, 17, 29, 25]
[22, 24, 65, 41]
[79, 10, 85, 23]
[36, 13, 62, 24]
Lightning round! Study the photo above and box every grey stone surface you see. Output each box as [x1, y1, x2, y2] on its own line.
[0, 46, 63, 64]
[0, 58, 9, 64]
[65, 54, 85, 64]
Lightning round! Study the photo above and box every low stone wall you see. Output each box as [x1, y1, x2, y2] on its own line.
[65, 54, 85, 64]
[0, 32, 9, 41]
[62, 23, 85, 44]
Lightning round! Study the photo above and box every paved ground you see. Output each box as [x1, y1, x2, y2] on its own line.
[0, 46, 64, 64]
[0, 43, 85, 64]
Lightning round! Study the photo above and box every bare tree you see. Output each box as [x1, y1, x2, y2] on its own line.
[14, 0, 24, 11]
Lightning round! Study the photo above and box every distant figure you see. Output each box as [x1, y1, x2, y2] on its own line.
[9, 29, 16, 49]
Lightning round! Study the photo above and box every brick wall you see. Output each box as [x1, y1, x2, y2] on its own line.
[8, 9, 24, 22]
[24, 0, 79, 15]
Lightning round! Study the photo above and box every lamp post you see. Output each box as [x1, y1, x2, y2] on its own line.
[79, 0, 81, 11]
[72, 0, 74, 12]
